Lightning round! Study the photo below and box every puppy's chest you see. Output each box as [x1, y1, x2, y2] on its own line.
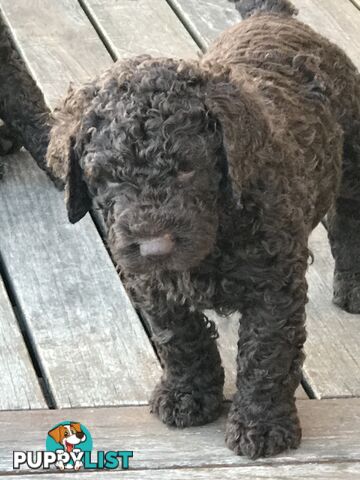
[184, 249, 248, 315]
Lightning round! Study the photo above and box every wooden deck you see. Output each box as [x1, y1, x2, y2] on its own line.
[0, 0, 359, 477]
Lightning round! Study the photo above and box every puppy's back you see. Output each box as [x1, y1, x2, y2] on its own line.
[202, 10, 359, 138]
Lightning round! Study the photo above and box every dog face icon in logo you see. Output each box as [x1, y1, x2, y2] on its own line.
[46, 421, 92, 470]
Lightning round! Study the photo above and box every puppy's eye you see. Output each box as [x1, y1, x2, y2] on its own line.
[64, 431, 69, 437]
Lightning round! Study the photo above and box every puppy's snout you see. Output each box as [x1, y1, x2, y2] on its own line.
[139, 234, 174, 257]
[76, 432, 85, 440]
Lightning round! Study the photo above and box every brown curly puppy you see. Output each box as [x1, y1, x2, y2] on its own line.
[47, 0, 360, 459]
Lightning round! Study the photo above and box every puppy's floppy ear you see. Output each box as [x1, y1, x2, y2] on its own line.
[47, 56, 154, 224]
[204, 73, 270, 191]
[46, 83, 95, 224]
[65, 137, 92, 224]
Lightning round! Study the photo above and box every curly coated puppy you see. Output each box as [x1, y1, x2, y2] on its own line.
[0, 14, 51, 176]
[47, 0, 360, 459]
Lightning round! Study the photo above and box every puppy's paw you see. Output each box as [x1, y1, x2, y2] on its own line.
[150, 381, 223, 428]
[225, 408, 301, 458]
[333, 271, 360, 314]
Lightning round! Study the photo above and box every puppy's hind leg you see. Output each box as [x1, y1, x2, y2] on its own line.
[143, 300, 224, 428]
[328, 125, 360, 313]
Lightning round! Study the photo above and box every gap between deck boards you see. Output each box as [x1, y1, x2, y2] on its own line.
[2, 399, 360, 474]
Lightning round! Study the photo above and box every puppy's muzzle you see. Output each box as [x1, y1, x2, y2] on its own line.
[139, 234, 174, 257]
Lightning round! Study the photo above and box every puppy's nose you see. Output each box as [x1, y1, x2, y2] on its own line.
[139, 234, 174, 256]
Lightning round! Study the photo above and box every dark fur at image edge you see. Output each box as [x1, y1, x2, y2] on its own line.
[44, 0, 360, 459]
[230, 0, 298, 18]
[0, 12, 57, 182]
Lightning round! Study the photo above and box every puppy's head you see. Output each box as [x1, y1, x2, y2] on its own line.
[47, 56, 267, 274]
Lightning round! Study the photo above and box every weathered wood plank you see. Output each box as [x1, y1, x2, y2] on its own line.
[0, 152, 161, 407]
[305, 225, 360, 398]
[0, 276, 46, 409]
[165, 0, 360, 399]
[167, 0, 238, 50]
[3, 399, 360, 472]
[0, 0, 113, 107]
[0, 155, 161, 408]
[5, 463, 360, 479]
[80, 0, 198, 59]
[0, 0, 162, 407]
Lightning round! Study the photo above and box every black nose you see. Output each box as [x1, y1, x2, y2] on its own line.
[139, 234, 174, 256]
[76, 432, 84, 439]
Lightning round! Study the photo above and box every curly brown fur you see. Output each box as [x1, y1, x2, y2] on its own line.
[47, 0, 360, 459]
[0, 13, 55, 181]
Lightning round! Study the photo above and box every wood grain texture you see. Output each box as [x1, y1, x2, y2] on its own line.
[0, 0, 113, 108]
[167, 0, 238, 50]
[6, 463, 360, 479]
[0, 0, 163, 407]
[80, 0, 199, 59]
[165, 0, 360, 399]
[3, 399, 360, 472]
[0, 277, 46, 409]
[0, 152, 161, 408]
[305, 225, 360, 398]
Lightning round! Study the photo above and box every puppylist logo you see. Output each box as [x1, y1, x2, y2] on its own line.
[13, 421, 133, 471]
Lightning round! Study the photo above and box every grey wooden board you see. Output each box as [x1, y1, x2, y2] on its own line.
[167, 0, 239, 50]
[305, 225, 360, 398]
[80, 0, 199, 59]
[0, 0, 162, 407]
[169, 0, 360, 70]
[0, 277, 46, 409]
[5, 463, 360, 479]
[0, 151, 161, 408]
[3, 399, 360, 473]
[0, 0, 113, 107]
[164, 0, 360, 399]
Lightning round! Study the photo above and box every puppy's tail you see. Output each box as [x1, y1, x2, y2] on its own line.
[229, 0, 298, 19]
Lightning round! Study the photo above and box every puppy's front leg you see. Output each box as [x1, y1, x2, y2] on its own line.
[145, 304, 224, 428]
[226, 233, 308, 459]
